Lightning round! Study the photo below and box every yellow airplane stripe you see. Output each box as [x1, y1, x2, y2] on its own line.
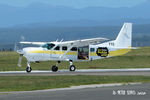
[90, 49, 131, 56]
[29, 50, 77, 55]
[109, 49, 131, 56]
[29, 48, 131, 57]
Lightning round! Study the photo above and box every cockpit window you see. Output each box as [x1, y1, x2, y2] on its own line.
[54, 46, 60, 50]
[42, 43, 55, 50]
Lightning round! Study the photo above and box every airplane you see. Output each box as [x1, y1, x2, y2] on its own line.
[17, 22, 132, 73]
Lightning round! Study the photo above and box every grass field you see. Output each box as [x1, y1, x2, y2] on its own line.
[0, 75, 150, 92]
[0, 47, 150, 71]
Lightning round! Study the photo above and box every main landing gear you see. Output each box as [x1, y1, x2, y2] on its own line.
[51, 61, 60, 72]
[51, 60, 76, 72]
[69, 60, 76, 71]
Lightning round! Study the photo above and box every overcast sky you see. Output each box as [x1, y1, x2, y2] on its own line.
[0, 0, 147, 8]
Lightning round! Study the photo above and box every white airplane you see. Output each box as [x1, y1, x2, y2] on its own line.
[17, 23, 132, 73]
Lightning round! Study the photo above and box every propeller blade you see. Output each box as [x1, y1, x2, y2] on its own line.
[17, 36, 25, 67]
[18, 54, 23, 67]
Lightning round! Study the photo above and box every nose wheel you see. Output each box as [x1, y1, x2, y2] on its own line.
[26, 61, 32, 73]
[26, 67, 32, 73]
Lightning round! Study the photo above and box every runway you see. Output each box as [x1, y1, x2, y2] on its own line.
[0, 82, 150, 100]
[0, 68, 150, 76]
[0, 69, 150, 100]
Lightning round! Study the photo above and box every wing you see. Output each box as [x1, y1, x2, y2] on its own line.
[20, 37, 108, 47]
[54, 37, 108, 47]
[20, 42, 46, 46]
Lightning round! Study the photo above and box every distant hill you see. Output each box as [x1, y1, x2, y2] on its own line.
[13, 19, 150, 28]
[0, 24, 150, 46]
[0, 0, 150, 27]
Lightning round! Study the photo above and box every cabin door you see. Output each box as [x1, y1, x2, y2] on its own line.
[78, 46, 89, 60]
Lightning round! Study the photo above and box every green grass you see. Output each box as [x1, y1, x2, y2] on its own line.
[0, 47, 150, 71]
[0, 75, 150, 92]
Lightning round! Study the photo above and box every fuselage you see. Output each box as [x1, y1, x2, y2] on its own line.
[22, 43, 131, 62]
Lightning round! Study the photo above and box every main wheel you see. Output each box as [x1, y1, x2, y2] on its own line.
[70, 65, 76, 71]
[52, 65, 58, 72]
[26, 67, 32, 73]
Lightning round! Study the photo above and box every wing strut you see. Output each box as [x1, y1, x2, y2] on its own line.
[59, 44, 74, 59]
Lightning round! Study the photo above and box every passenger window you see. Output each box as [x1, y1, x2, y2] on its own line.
[54, 46, 60, 50]
[71, 47, 77, 51]
[90, 48, 95, 52]
[62, 46, 67, 51]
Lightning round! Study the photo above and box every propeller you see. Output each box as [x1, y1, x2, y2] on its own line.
[18, 54, 23, 67]
[20, 35, 25, 49]
[16, 35, 25, 67]
[16, 47, 24, 67]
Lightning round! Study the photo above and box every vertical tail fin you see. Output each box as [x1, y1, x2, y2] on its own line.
[115, 23, 132, 48]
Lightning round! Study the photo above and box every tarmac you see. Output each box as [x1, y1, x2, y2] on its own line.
[0, 68, 150, 76]
[0, 82, 149, 100]
[0, 68, 150, 100]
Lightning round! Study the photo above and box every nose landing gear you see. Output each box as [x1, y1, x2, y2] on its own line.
[26, 62, 32, 73]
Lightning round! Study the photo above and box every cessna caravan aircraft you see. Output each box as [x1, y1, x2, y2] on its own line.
[17, 23, 132, 72]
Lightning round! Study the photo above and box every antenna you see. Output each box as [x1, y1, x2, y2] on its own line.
[56, 39, 58, 42]
[60, 39, 64, 42]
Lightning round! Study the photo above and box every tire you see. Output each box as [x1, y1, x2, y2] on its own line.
[26, 67, 32, 73]
[52, 65, 58, 72]
[70, 65, 76, 71]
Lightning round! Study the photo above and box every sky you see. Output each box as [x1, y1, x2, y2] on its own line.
[0, 0, 147, 8]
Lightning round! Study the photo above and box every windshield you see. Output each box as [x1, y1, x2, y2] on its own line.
[42, 43, 55, 50]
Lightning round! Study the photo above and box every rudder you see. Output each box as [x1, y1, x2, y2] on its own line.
[115, 23, 132, 48]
